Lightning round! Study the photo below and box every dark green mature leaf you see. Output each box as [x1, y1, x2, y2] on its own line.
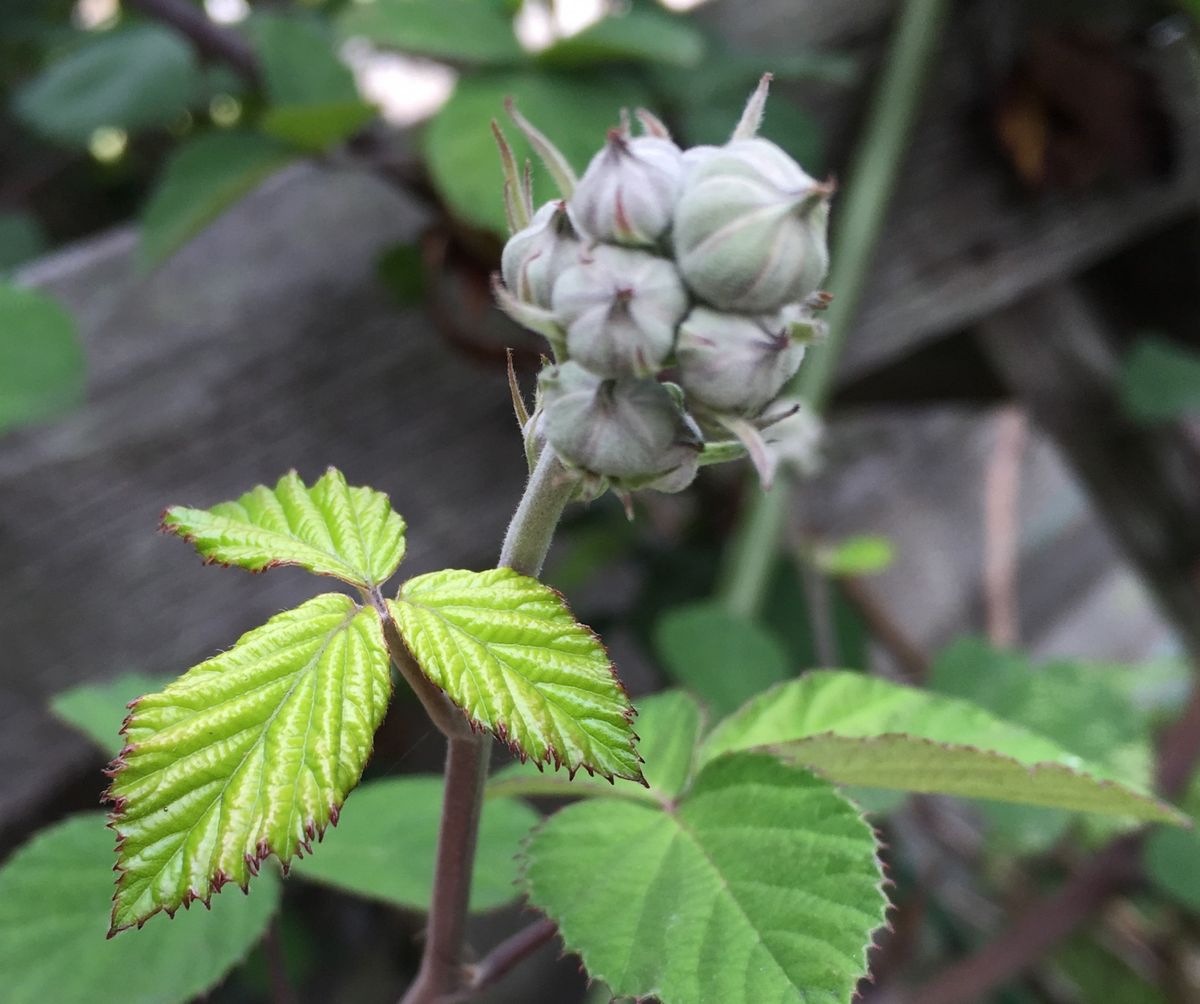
[51, 672, 170, 753]
[537, 8, 705, 68]
[337, 0, 524, 64]
[0, 212, 47, 271]
[0, 282, 85, 433]
[702, 671, 1184, 822]
[291, 776, 538, 911]
[15, 25, 201, 145]
[251, 13, 360, 106]
[162, 467, 407, 589]
[1119, 336, 1200, 422]
[108, 594, 392, 932]
[260, 100, 377, 151]
[0, 814, 279, 1004]
[425, 70, 651, 235]
[250, 13, 375, 150]
[1144, 825, 1200, 912]
[389, 568, 642, 782]
[489, 689, 703, 804]
[523, 753, 886, 1004]
[653, 602, 788, 715]
[139, 131, 296, 266]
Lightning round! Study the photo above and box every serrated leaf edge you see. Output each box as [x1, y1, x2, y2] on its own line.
[160, 466, 406, 589]
[103, 600, 389, 936]
[388, 574, 645, 786]
[516, 766, 892, 1004]
[746, 731, 1189, 825]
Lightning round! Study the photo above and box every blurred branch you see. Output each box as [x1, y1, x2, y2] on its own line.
[908, 835, 1144, 1004]
[462, 918, 559, 999]
[126, 0, 261, 85]
[983, 407, 1026, 647]
[717, 0, 951, 617]
[902, 281, 1200, 1002]
[839, 575, 929, 682]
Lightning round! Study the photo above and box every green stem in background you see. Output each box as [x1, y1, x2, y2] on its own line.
[717, 0, 951, 619]
[401, 448, 578, 1004]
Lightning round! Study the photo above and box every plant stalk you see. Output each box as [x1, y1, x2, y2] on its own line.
[401, 449, 577, 1004]
[716, 0, 950, 618]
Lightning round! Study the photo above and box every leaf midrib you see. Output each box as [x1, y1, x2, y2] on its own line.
[398, 597, 631, 772]
[117, 602, 360, 913]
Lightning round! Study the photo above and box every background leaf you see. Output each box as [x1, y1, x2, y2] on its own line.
[0, 211, 48, 271]
[251, 13, 360, 107]
[0, 814, 279, 1004]
[536, 8, 705, 68]
[15, 25, 200, 145]
[139, 131, 296, 267]
[291, 776, 537, 911]
[260, 100, 378, 151]
[51, 672, 170, 753]
[108, 594, 392, 932]
[930, 638, 1156, 852]
[390, 567, 642, 782]
[424, 70, 651, 235]
[0, 282, 85, 434]
[337, 0, 524, 64]
[250, 13, 375, 150]
[162, 467, 407, 589]
[813, 534, 896, 576]
[653, 602, 789, 715]
[701, 671, 1184, 822]
[1119, 335, 1200, 422]
[523, 753, 885, 1004]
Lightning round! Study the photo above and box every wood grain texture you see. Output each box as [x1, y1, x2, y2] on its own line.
[2, 167, 527, 831]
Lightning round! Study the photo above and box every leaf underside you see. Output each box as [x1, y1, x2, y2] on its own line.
[701, 671, 1185, 824]
[523, 753, 887, 1004]
[162, 467, 407, 589]
[389, 567, 643, 783]
[106, 593, 392, 933]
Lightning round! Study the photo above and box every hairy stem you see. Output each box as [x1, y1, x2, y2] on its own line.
[401, 449, 578, 1004]
[716, 0, 950, 617]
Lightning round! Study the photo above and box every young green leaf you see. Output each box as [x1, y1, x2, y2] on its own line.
[489, 689, 703, 804]
[290, 776, 538, 911]
[0, 283, 85, 433]
[107, 594, 392, 933]
[523, 753, 886, 1004]
[15, 25, 201, 146]
[162, 468, 407, 590]
[701, 671, 1185, 823]
[812, 534, 895, 576]
[51, 672, 169, 754]
[139, 131, 296, 267]
[388, 567, 642, 783]
[0, 814, 279, 1004]
[653, 602, 789, 715]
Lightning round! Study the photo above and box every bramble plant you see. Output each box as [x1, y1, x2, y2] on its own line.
[5, 78, 1189, 1004]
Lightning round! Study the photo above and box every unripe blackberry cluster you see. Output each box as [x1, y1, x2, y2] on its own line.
[494, 76, 828, 501]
